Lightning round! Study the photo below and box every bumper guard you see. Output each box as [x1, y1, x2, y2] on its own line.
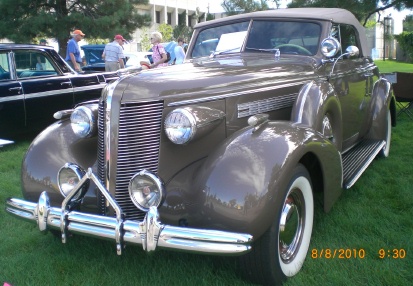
[6, 168, 253, 256]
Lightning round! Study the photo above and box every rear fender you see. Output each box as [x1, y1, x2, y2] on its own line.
[368, 77, 395, 140]
[193, 121, 342, 239]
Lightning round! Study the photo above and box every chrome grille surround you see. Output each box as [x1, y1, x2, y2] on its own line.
[115, 101, 164, 220]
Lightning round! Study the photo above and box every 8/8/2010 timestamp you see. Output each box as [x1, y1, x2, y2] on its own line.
[311, 248, 407, 259]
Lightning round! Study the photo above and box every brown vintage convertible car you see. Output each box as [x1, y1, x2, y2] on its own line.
[6, 8, 395, 285]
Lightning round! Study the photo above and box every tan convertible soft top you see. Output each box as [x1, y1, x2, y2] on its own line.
[195, 8, 369, 57]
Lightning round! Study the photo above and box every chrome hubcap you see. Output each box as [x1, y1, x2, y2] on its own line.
[279, 188, 305, 262]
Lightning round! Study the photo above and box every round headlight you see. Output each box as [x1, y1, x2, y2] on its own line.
[129, 170, 164, 211]
[164, 108, 196, 144]
[70, 106, 96, 138]
[57, 163, 87, 200]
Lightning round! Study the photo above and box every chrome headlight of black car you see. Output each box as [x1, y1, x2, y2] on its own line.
[164, 106, 225, 144]
[129, 170, 165, 212]
[70, 106, 97, 138]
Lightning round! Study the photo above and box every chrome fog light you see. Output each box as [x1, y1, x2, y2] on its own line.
[164, 108, 196, 144]
[129, 170, 164, 211]
[57, 163, 87, 200]
[70, 106, 96, 138]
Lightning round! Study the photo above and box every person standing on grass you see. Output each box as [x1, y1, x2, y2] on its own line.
[65, 29, 85, 72]
[102, 34, 126, 72]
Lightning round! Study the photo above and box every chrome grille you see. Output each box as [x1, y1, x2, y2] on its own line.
[115, 101, 164, 220]
[237, 93, 297, 118]
[97, 100, 106, 215]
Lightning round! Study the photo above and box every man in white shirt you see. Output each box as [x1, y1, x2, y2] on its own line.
[102, 34, 125, 71]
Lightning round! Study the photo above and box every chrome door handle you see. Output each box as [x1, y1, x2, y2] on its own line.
[9, 87, 22, 94]
[61, 81, 72, 86]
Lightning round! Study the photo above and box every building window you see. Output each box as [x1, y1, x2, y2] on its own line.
[188, 15, 192, 27]
[156, 11, 161, 24]
[167, 13, 172, 25]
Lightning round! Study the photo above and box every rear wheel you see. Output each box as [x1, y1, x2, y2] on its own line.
[239, 164, 314, 285]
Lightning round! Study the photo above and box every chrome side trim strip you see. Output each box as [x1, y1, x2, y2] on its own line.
[168, 80, 310, 107]
[6, 168, 253, 256]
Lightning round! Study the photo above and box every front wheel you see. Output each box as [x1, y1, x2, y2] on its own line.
[239, 164, 314, 285]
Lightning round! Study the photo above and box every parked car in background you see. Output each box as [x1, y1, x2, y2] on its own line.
[6, 8, 395, 285]
[0, 44, 118, 140]
[81, 44, 151, 72]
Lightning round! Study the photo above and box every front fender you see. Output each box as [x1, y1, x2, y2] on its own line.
[193, 121, 342, 239]
[21, 119, 98, 209]
[291, 80, 343, 151]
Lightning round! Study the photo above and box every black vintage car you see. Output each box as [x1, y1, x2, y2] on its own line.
[0, 44, 118, 140]
[6, 8, 395, 285]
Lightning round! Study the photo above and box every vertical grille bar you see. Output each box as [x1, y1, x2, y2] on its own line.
[97, 100, 106, 215]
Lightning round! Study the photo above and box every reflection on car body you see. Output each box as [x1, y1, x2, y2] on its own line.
[5, 9, 395, 285]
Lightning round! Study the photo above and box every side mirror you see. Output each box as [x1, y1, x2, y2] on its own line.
[344, 46, 359, 58]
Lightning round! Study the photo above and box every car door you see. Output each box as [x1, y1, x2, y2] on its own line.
[329, 24, 372, 149]
[14, 49, 74, 129]
[70, 73, 113, 104]
[0, 50, 25, 138]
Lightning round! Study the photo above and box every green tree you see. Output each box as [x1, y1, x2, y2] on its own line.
[173, 25, 193, 43]
[222, 0, 270, 15]
[287, 0, 413, 26]
[158, 23, 174, 42]
[0, 0, 151, 57]
[403, 14, 413, 31]
[140, 28, 151, 52]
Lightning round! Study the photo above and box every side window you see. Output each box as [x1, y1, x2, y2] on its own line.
[330, 24, 360, 57]
[0, 52, 11, 80]
[15, 50, 58, 78]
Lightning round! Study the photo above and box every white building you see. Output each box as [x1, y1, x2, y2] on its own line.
[129, 0, 208, 51]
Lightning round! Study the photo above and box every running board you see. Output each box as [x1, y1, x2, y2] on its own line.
[342, 139, 385, 189]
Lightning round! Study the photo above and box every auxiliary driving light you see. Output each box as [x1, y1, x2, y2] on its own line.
[57, 163, 87, 200]
[129, 170, 164, 211]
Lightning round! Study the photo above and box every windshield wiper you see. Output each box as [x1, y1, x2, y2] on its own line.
[244, 47, 279, 53]
[210, 47, 241, 58]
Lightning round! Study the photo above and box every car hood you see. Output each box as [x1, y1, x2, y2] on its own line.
[119, 54, 321, 102]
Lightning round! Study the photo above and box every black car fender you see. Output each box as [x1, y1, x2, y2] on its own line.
[192, 121, 342, 239]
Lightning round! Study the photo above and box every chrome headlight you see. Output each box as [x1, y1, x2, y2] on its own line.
[57, 163, 87, 200]
[70, 106, 96, 138]
[164, 108, 196, 144]
[129, 170, 164, 212]
[164, 106, 225, 145]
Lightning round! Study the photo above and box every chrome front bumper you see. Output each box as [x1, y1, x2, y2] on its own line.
[5, 168, 253, 256]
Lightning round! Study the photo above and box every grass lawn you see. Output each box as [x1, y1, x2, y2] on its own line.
[1, 62, 413, 285]
[375, 59, 413, 73]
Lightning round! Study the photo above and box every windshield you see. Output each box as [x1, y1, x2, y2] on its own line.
[191, 20, 321, 58]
